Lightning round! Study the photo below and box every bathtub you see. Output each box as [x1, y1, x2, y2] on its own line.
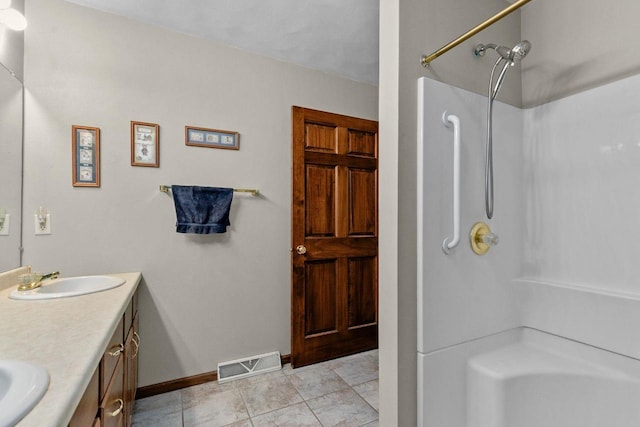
[418, 327, 640, 427]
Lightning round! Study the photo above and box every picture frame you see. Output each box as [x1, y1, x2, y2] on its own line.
[72, 125, 100, 187]
[185, 126, 239, 150]
[131, 121, 159, 167]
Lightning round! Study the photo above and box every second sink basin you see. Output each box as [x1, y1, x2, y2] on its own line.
[9, 275, 125, 300]
[0, 360, 49, 427]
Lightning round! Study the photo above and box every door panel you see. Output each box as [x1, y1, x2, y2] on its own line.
[292, 106, 378, 367]
[305, 123, 338, 152]
[303, 237, 376, 260]
[304, 260, 339, 336]
[347, 256, 378, 329]
[305, 165, 336, 237]
[348, 130, 377, 158]
[348, 169, 377, 235]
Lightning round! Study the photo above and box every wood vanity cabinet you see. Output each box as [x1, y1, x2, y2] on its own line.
[68, 368, 99, 427]
[100, 356, 124, 427]
[68, 290, 139, 427]
[124, 294, 139, 427]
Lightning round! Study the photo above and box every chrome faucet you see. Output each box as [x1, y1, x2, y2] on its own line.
[17, 271, 60, 291]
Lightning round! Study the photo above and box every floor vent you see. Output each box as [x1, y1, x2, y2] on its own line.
[217, 351, 282, 383]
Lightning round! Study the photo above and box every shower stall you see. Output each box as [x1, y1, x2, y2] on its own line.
[415, 2, 640, 426]
[417, 73, 640, 426]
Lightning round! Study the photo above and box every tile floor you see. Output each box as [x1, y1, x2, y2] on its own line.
[133, 350, 379, 427]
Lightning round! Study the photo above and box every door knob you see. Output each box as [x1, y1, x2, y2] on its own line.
[296, 245, 307, 255]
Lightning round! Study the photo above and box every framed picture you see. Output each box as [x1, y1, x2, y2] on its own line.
[131, 121, 159, 167]
[72, 125, 100, 187]
[185, 126, 239, 150]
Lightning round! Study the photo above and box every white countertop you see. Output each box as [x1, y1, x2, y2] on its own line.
[0, 272, 141, 427]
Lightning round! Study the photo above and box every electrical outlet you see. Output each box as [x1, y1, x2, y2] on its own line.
[34, 213, 51, 235]
[0, 214, 9, 235]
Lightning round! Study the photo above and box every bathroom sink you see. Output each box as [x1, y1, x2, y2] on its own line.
[0, 360, 49, 426]
[9, 275, 125, 300]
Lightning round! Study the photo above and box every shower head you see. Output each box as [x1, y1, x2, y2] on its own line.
[475, 40, 532, 99]
[509, 40, 531, 62]
[474, 40, 532, 64]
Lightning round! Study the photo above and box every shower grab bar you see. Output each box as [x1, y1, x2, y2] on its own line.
[420, 0, 532, 67]
[442, 111, 461, 254]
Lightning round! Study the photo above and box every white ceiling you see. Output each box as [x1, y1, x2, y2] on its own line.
[64, 0, 380, 86]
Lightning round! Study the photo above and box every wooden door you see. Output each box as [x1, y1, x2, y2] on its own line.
[291, 106, 378, 368]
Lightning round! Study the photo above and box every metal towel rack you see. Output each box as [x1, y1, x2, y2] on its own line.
[159, 185, 259, 196]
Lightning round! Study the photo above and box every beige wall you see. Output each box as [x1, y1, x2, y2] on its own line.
[23, 0, 377, 387]
[522, 0, 640, 107]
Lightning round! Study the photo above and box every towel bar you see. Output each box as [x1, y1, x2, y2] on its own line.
[159, 185, 259, 196]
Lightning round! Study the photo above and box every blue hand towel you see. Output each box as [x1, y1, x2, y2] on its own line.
[171, 186, 234, 234]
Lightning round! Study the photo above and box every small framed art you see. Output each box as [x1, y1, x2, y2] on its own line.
[72, 125, 100, 187]
[131, 121, 159, 167]
[185, 126, 239, 150]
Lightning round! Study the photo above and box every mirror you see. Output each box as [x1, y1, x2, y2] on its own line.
[0, 63, 23, 272]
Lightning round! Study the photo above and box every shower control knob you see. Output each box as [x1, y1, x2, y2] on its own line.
[470, 222, 498, 256]
[482, 232, 499, 246]
[296, 245, 307, 255]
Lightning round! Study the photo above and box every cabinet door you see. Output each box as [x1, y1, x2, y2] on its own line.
[124, 314, 139, 427]
[69, 367, 99, 427]
[132, 313, 139, 398]
[101, 317, 124, 398]
[101, 355, 124, 427]
[123, 290, 137, 335]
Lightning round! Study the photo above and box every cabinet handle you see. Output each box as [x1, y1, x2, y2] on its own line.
[110, 398, 124, 417]
[132, 337, 140, 359]
[108, 344, 124, 357]
[133, 331, 141, 347]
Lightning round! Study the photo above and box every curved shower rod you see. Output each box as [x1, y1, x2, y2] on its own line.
[420, 0, 532, 67]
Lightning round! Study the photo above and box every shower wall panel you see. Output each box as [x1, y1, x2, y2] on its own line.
[522, 73, 640, 294]
[417, 78, 523, 355]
